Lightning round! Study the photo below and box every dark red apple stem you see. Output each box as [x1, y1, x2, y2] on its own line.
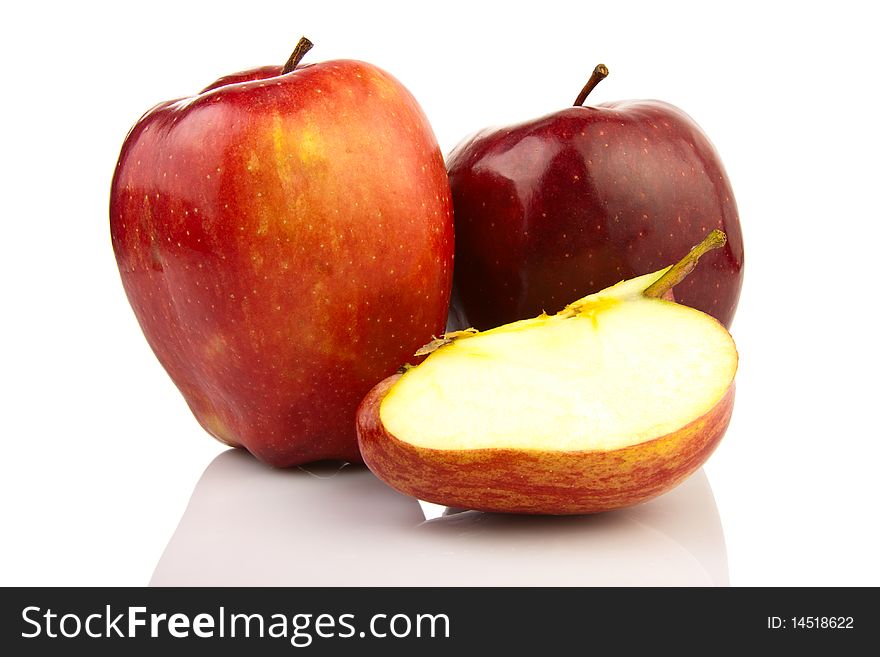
[281, 36, 314, 74]
[573, 64, 609, 106]
[643, 230, 727, 299]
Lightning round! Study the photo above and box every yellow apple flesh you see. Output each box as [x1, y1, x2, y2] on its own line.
[356, 268, 737, 515]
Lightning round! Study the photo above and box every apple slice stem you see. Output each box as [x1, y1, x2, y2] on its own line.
[281, 36, 314, 75]
[643, 230, 727, 300]
[573, 64, 609, 106]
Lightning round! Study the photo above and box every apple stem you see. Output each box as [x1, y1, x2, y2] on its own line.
[573, 64, 609, 106]
[643, 230, 727, 299]
[281, 36, 314, 75]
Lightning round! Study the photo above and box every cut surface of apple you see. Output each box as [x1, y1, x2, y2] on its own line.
[357, 233, 738, 514]
[383, 270, 735, 454]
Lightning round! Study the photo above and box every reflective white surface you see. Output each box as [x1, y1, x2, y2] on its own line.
[151, 450, 727, 586]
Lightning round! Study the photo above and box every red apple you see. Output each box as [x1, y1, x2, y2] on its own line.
[110, 38, 453, 467]
[357, 234, 738, 515]
[447, 65, 743, 330]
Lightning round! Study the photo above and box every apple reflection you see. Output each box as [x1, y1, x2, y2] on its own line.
[151, 449, 727, 586]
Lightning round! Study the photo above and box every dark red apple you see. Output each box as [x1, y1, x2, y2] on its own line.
[110, 38, 453, 467]
[447, 65, 743, 330]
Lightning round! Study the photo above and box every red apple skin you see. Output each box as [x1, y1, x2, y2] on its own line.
[357, 374, 735, 515]
[110, 59, 453, 467]
[447, 101, 743, 330]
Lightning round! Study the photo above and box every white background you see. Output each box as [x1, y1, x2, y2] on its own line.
[1, 0, 878, 586]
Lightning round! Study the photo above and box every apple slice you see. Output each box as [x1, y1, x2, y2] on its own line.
[357, 231, 737, 514]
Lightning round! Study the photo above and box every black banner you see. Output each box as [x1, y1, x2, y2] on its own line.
[0, 587, 869, 654]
